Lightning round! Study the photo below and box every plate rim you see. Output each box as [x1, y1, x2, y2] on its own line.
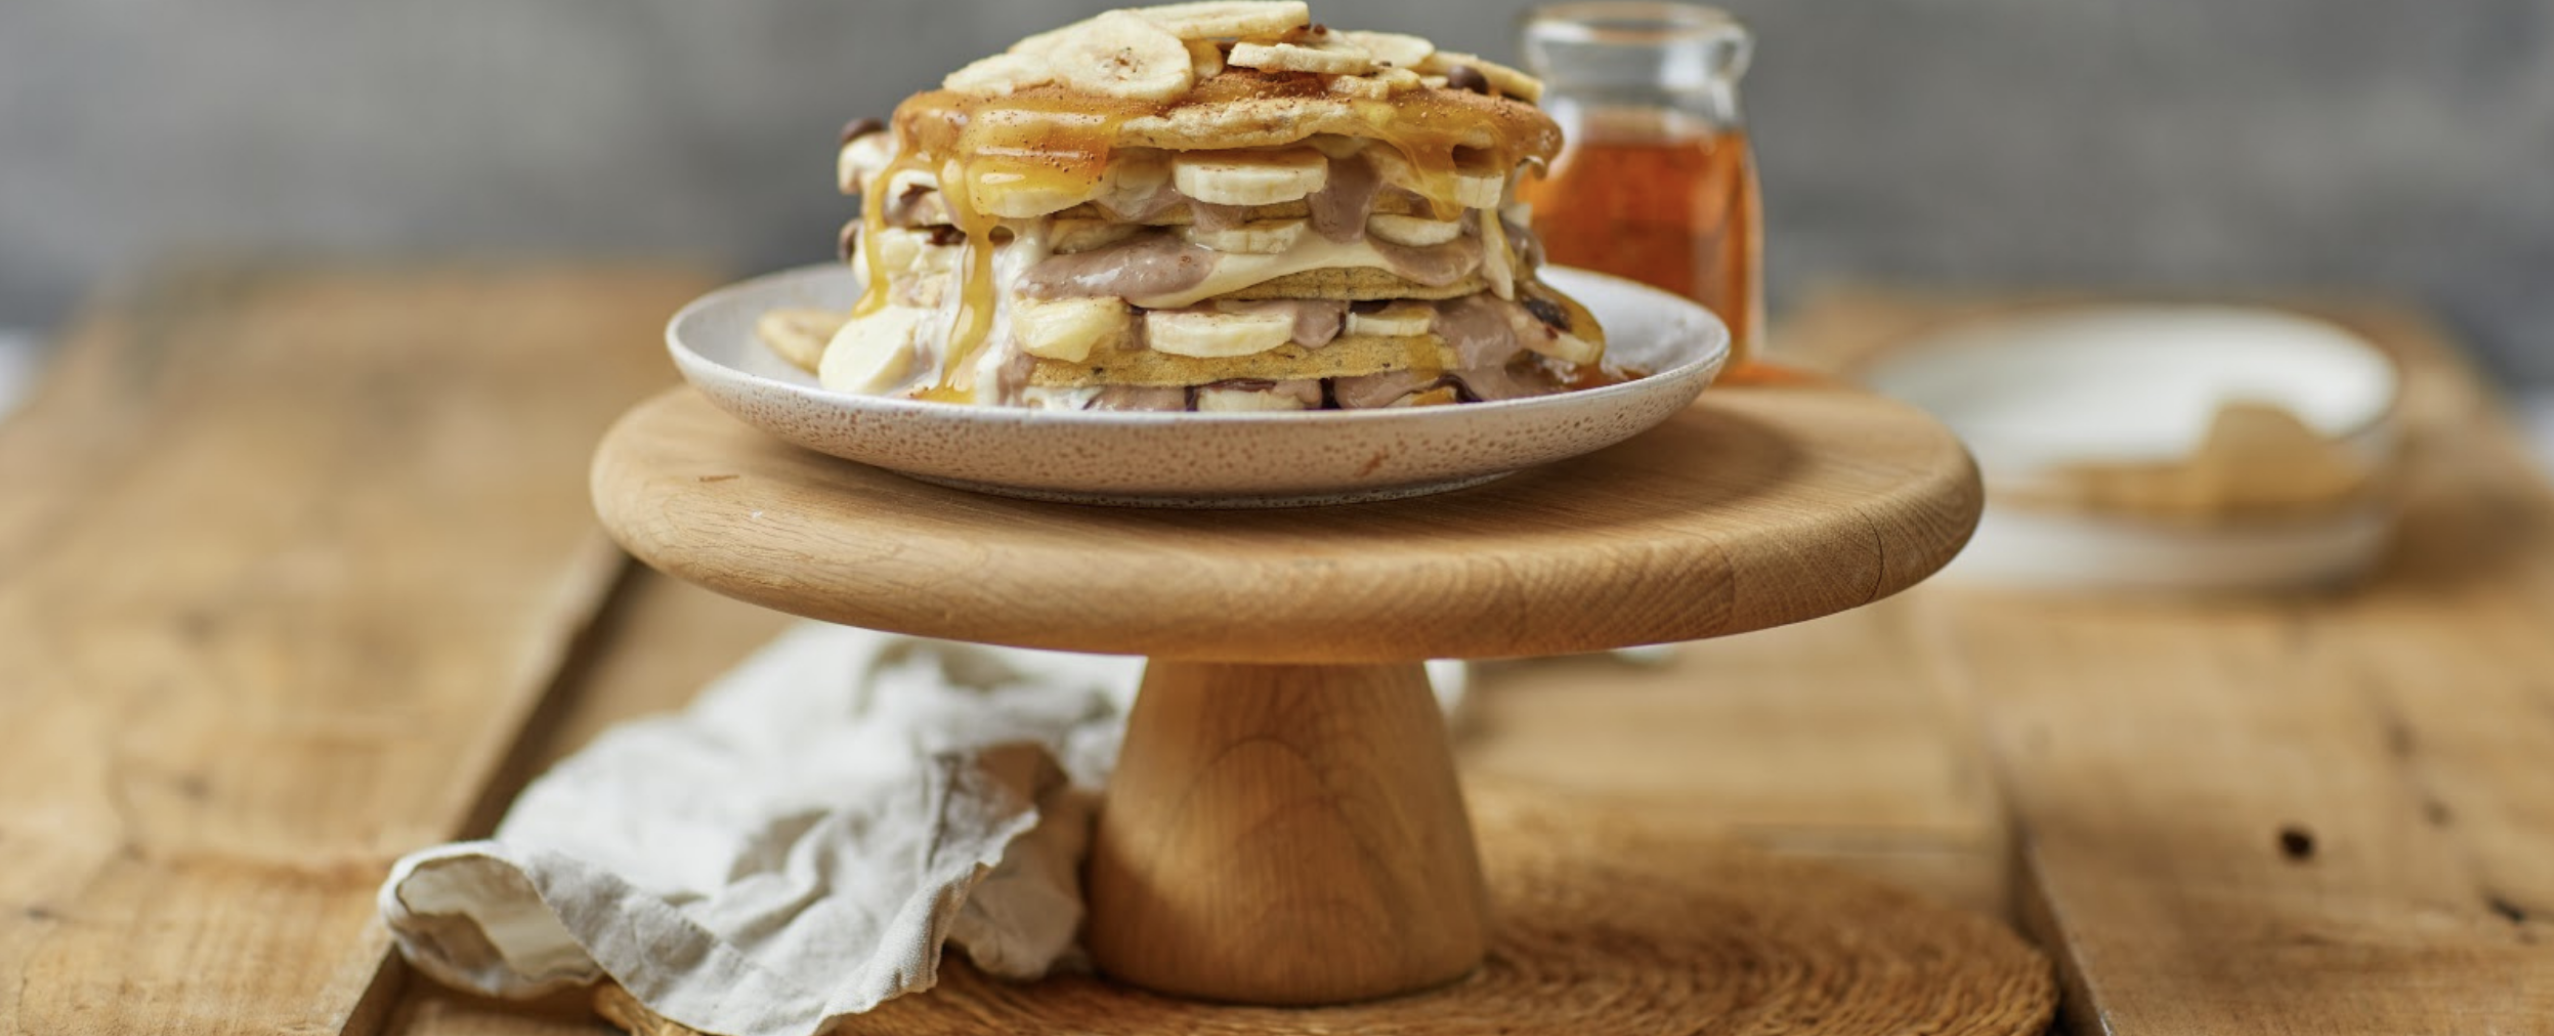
[666, 263, 1731, 427]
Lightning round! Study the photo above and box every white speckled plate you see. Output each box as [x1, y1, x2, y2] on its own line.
[666, 264, 1728, 507]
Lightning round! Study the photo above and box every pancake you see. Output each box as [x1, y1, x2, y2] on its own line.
[1219, 268, 1485, 302]
[892, 72, 1561, 158]
[1030, 333, 1454, 388]
[779, 2, 1620, 411]
[1045, 191, 1439, 228]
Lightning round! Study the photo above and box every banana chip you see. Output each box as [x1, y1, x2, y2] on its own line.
[754, 307, 849, 373]
[1137, 1, 1312, 40]
[1228, 38, 1374, 76]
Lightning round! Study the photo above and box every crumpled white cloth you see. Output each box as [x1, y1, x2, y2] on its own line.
[379, 623, 1460, 1036]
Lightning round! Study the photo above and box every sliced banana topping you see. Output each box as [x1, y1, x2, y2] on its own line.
[1228, 37, 1373, 76]
[820, 307, 927, 394]
[1340, 30, 1433, 69]
[1014, 297, 1132, 362]
[1145, 307, 1297, 358]
[1138, 1, 1312, 40]
[1368, 213, 1464, 247]
[1172, 148, 1328, 206]
[1051, 11, 1196, 101]
[938, 4, 1544, 103]
[943, 51, 1048, 95]
[1344, 301, 1435, 337]
[755, 307, 850, 373]
[946, 9, 1198, 101]
[1422, 51, 1543, 102]
[1180, 218, 1306, 254]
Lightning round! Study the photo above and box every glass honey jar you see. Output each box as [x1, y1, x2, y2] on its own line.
[1518, 3, 1764, 372]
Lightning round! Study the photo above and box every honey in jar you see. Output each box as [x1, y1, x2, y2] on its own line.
[1518, 3, 1766, 371]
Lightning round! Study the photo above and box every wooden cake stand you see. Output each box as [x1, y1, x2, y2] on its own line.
[590, 385, 2053, 1034]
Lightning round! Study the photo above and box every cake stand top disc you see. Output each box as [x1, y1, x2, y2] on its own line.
[592, 385, 1981, 663]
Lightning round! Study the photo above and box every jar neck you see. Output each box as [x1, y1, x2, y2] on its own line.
[1521, 2, 1751, 129]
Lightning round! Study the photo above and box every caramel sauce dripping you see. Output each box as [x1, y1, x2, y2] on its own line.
[871, 76, 1567, 400]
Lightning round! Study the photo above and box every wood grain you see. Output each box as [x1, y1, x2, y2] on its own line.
[1786, 289, 2554, 1035]
[826, 784, 2055, 1036]
[590, 384, 1984, 663]
[1459, 594, 2015, 922]
[0, 265, 706, 1035]
[1085, 661, 1489, 1004]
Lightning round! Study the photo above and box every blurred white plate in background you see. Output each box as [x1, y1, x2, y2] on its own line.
[1861, 304, 2404, 592]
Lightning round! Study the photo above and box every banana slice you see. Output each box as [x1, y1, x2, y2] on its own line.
[1422, 51, 1544, 103]
[1145, 307, 1296, 358]
[1050, 219, 1141, 254]
[1049, 11, 1194, 102]
[1186, 38, 1224, 78]
[869, 228, 964, 276]
[1479, 209, 1515, 299]
[1368, 213, 1464, 247]
[1373, 67, 1426, 94]
[1387, 385, 1464, 408]
[1328, 74, 1389, 100]
[1329, 69, 1426, 100]
[1173, 148, 1328, 206]
[1340, 30, 1433, 70]
[1197, 384, 1318, 412]
[820, 307, 927, 394]
[1181, 218, 1306, 254]
[755, 307, 849, 373]
[1530, 330, 1602, 366]
[1013, 297, 1131, 362]
[1229, 38, 1373, 76]
[1137, 1, 1311, 40]
[837, 133, 896, 195]
[1344, 301, 1435, 337]
[943, 51, 1050, 95]
[1362, 146, 1504, 212]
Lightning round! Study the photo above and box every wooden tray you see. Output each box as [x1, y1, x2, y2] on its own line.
[4, 268, 2544, 1036]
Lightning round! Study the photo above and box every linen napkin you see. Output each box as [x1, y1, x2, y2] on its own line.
[379, 622, 1460, 1036]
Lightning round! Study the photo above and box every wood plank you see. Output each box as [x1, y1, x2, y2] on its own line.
[1786, 289, 2554, 1034]
[0, 265, 710, 1035]
[387, 571, 786, 1036]
[1460, 599, 2012, 921]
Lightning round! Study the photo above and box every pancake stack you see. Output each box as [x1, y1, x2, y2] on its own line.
[760, 1, 1612, 411]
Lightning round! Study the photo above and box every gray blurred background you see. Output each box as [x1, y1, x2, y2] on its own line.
[3, 0, 2550, 380]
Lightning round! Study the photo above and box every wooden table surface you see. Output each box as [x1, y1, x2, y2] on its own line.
[0, 266, 2545, 1035]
